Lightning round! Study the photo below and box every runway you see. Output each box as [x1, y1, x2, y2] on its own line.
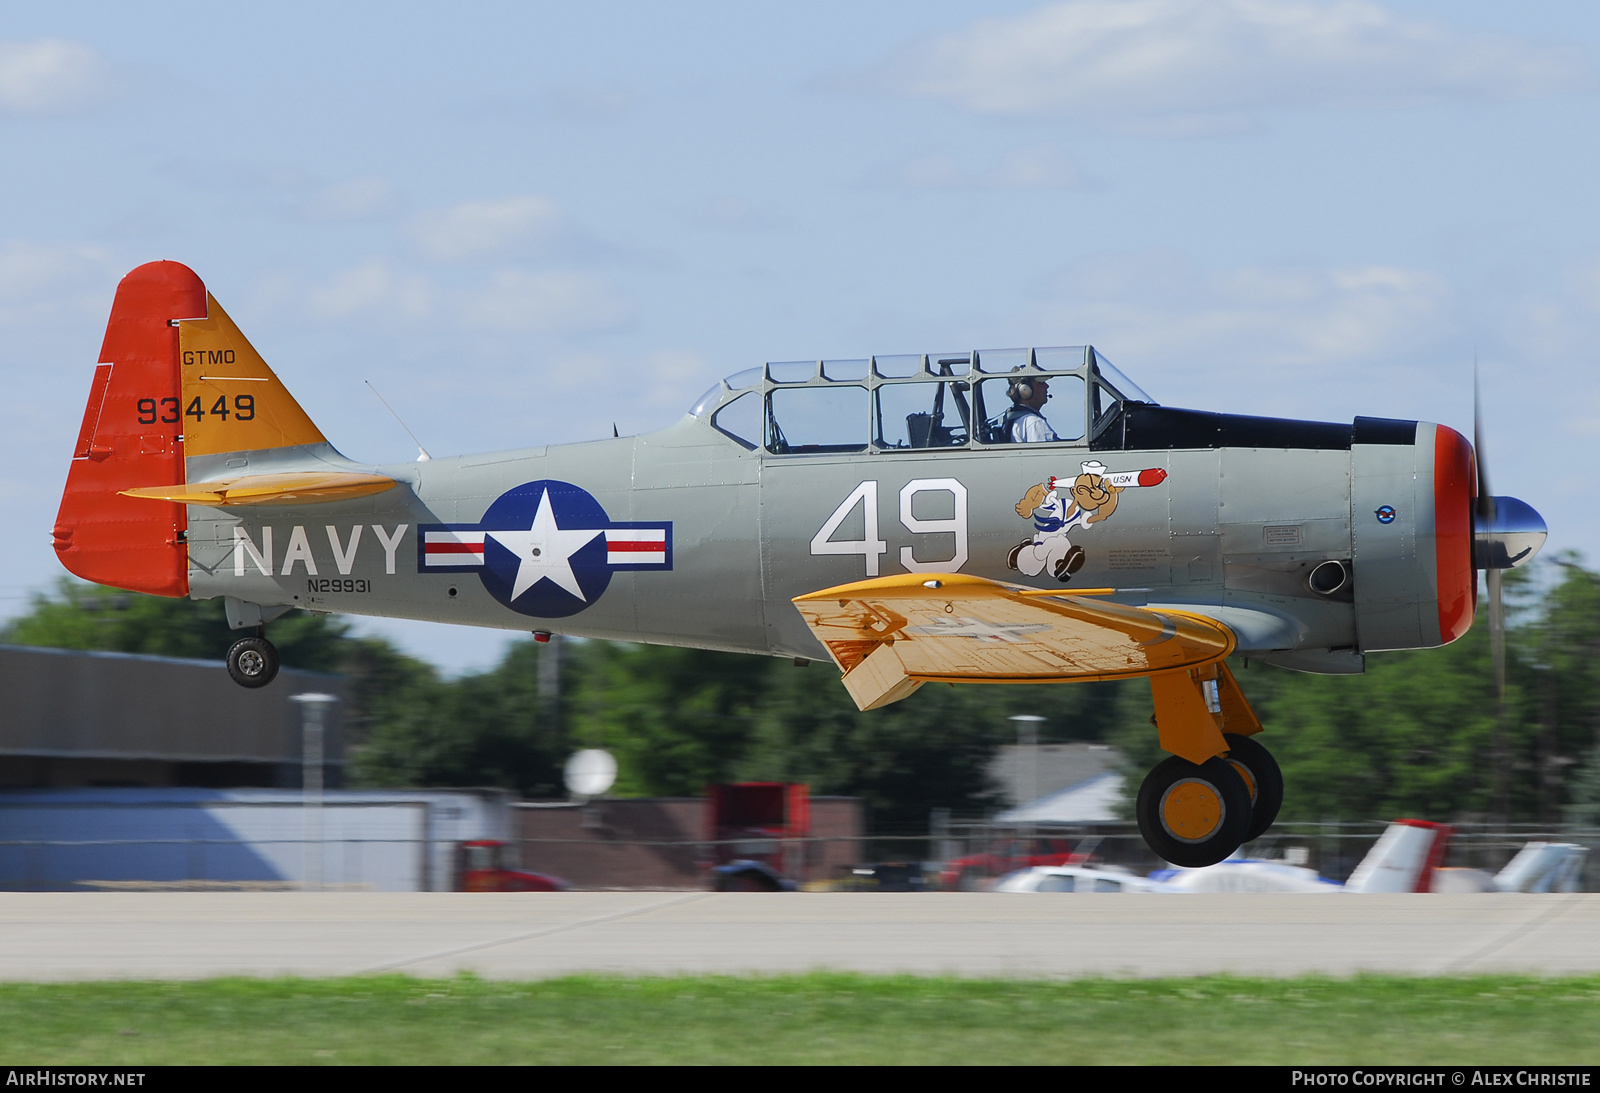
[0, 892, 1598, 981]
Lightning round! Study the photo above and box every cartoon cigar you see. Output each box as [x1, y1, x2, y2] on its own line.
[1100, 467, 1167, 489]
[1046, 464, 1168, 491]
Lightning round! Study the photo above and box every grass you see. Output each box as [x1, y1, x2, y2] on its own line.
[2, 973, 1599, 1065]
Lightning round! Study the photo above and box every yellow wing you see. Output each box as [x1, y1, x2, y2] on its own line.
[793, 573, 1236, 712]
[119, 471, 395, 507]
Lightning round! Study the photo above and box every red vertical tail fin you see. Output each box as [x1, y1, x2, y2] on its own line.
[53, 261, 206, 596]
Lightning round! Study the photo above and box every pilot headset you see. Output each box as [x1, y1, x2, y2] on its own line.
[1008, 375, 1045, 402]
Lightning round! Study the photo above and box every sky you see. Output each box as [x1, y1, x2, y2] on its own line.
[2, 1, 1597, 672]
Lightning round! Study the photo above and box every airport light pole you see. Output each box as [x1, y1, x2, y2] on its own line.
[291, 693, 337, 892]
[1009, 714, 1045, 847]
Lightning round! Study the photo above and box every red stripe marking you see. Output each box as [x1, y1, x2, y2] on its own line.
[1433, 425, 1474, 645]
[607, 541, 666, 552]
[425, 542, 485, 554]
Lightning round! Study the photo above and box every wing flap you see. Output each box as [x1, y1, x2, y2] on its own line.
[794, 573, 1236, 710]
[120, 471, 396, 507]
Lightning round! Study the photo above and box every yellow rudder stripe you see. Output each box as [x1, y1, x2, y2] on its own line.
[177, 294, 325, 457]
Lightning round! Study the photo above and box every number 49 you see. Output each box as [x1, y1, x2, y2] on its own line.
[810, 479, 968, 576]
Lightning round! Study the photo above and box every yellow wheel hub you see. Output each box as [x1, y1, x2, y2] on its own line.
[1160, 779, 1224, 842]
[1227, 759, 1257, 802]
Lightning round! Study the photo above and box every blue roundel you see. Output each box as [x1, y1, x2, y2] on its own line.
[418, 480, 674, 620]
[476, 481, 613, 617]
[1375, 505, 1397, 524]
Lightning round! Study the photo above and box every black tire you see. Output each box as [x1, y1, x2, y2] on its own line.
[1135, 755, 1252, 868]
[226, 636, 279, 689]
[715, 867, 782, 892]
[1224, 733, 1284, 843]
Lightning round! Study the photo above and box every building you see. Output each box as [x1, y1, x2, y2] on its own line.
[0, 643, 346, 789]
[515, 796, 864, 888]
[988, 742, 1126, 822]
[0, 786, 507, 891]
[0, 644, 864, 891]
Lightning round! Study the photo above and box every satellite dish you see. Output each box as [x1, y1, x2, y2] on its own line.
[564, 749, 617, 798]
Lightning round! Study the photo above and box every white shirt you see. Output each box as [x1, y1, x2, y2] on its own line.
[1009, 408, 1059, 443]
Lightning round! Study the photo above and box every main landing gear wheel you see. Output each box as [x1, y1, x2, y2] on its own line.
[1135, 755, 1252, 868]
[226, 636, 279, 689]
[1223, 733, 1283, 843]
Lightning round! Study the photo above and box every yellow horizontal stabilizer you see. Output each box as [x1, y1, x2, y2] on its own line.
[120, 471, 396, 507]
[793, 572, 1236, 711]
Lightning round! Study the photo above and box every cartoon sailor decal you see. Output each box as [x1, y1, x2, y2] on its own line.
[1007, 461, 1166, 583]
[419, 480, 672, 618]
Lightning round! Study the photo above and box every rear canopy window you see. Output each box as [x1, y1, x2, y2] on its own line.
[767, 386, 868, 454]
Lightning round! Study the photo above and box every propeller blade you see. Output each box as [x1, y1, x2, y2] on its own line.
[1471, 359, 1547, 574]
[1477, 357, 1506, 700]
[1487, 567, 1505, 702]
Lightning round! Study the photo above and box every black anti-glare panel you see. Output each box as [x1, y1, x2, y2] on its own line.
[1092, 406, 1415, 452]
[1352, 416, 1420, 446]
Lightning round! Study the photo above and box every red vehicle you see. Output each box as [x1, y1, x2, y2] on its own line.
[707, 782, 810, 882]
[939, 838, 1094, 892]
[458, 840, 570, 892]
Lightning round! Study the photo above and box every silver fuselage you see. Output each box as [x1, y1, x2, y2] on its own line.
[187, 403, 1457, 674]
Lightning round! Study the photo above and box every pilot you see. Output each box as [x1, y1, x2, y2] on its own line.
[1002, 375, 1058, 443]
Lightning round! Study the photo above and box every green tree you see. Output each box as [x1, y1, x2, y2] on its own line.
[1113, 638, 1520, 823]
[2, 577, 350, 668]
[737, 670, 1006, 831]
[1524, 559, 1600, 823]
[351, 639, 566, 797]
[564, 642, 772, 796]
[552, 637, 1137, 826]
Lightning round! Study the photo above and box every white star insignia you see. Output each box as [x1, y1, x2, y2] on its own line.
[488, 489, 602, 601]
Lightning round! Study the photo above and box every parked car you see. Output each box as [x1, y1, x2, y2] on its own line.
[711, 859, 797, 891]
[458, 840, 570, 892]
[993, 865, 1164, 893]
[939, 838, 1091, 891]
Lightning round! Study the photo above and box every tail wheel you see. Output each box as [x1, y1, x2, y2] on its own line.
[1223, 733, 1283, 842]
[226, 636, 280, 689]
[1135, 755, 1252, 868]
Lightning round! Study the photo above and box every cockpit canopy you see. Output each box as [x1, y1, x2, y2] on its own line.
[690, 346, 1154, 454]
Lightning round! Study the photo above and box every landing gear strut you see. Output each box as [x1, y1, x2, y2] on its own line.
[226, 632, 280, 688]
[1136, 661, 1278, 866]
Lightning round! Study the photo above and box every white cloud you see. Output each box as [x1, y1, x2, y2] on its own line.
[311, 260, 433, 320]
[531, 347, 716, 425]
[546, 84, 633, 122]
[639, 349, 713, 408]
[1487, 259, 1600, 364]
[886, 1, 1590, 128]
[0, 39, 118, 118]
[468, 269, 628, 333]
[457, 85, 634, 127]
[698, 196, 780, 231]
[1050, 255, 1448, 360]
[1030, 252, 1452, 414]
[1497, 259, 1600, 436]
[410, 196, 564, 262]
[899, 145, 1084, 190]
[298, 177, 403, 222]
[0, 242, 118, 326]
[304, 259, 628, 334]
